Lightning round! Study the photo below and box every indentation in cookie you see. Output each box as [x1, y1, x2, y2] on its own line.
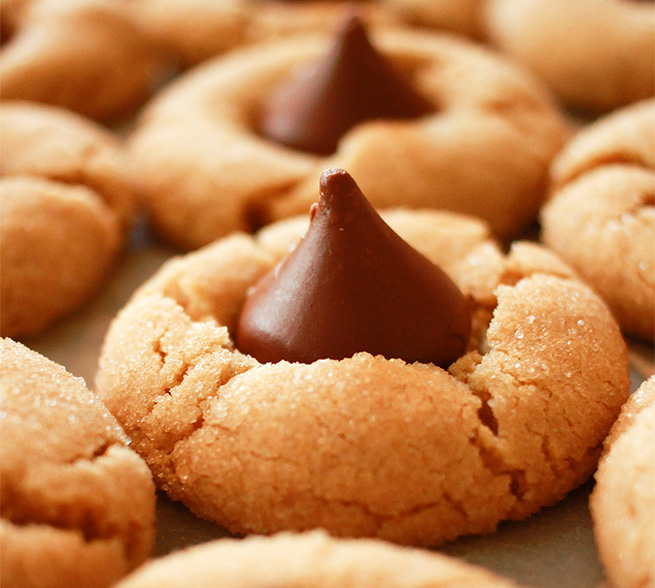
[236, 168, 471, 365]
[257, 14, 432, 155]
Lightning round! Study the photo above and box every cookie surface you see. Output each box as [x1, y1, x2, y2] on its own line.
[115, 530, 523, 588]
[0, 0, 163, 121]
[0, 101, 136, 338]
[96, 209, 629, 546]
[0, 338, 156, 588]
[541, 99, 655, 342]
[128, 27, 570, 249]
[590, 377, 655, 588]
[484, 0, 655, 112]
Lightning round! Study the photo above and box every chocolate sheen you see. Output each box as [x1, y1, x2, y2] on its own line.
[236, 169, 471, 366]
[258, 15, 432, 155]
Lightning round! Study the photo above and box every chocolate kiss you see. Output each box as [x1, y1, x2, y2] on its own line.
[258, 15, 432, 155]
[236, 169, 471, 366]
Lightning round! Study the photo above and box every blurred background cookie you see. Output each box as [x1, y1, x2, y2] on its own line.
[383, 0, 654, 113]
[115, 530, 525, 588]
[128, 16, 570, 250]
[483, 0, 655, 113]
[0, 0, 165, 121]
[541, 99, 654, 343]
[590, 376, 655, 588]
[0, 102, 137, 338]
[0, 338, 156, 588]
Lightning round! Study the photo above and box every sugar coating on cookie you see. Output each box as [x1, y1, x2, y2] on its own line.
[590, 377, 655, 588]
[0, 338, 156, 588]
[96, 208, 629, 546]
[0, 0, 164, 121]
[0, 102, 137, 338]
[484, 0, 655, 112]
[128, 25, 570, 250]
[541, 99, 655, 342]
[114, 530, 524, 587]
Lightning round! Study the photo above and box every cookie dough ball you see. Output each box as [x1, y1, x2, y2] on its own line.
[0, 0, 164, 121]
[115, 530, 524, 588]
[590, 377, 655, 588]
[0, 338, 156, 588]
[131, 0, 397, 68]
[541, 99, 655, 342]
[128, 25, 570, 250]
[483, 0, 655, 113]
[0, 102, 137, 338]
[96, 208, 629, 546]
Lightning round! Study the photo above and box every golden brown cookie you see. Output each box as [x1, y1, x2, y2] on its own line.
[540, 99, 655, 343]
[590, 376, 655, 588]
[128, 25, 570, 250]
[483, 0, 655, 113]
[0, 338, 157, 588]
[131, 0, 398, 68]
[0, 0, 163, 121]
[383, 0, 483, 38]
[115, 530, 524, 588]
[96, 206, 629, 546]
[0, 101, 137, 338]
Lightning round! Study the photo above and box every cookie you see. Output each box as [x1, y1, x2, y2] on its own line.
[128, 21, 570, 250]
[0, 101, 136, 338]
[0, 0, 164, 121]
[0, 338, 156, 588]
[115, 530, 524, 588]
[131, 0, 397, 68]
[483, 0, 655, 112]
[540, 99, 655, 342]
[383, 0, 483, 39]
[590, 376, 655, 588]
[96, 193, 629, 546]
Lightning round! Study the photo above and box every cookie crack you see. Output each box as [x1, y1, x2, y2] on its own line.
[604, 186, 655, 225]
[455, 352, 557, 503]
[200, 404, 484, 533]
[1, 443, 132, 552]
[559, 155, 654, 188]
[470, 387, 499, 435]
[34, 142, 124, 213]
[466, 429, 527, 503]
[308, 488, 473, 536]
[150, 336, 191, 398]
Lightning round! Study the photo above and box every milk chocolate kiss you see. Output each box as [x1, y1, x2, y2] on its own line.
[236, 169, 471, 366]
[258, 15, 432, 155]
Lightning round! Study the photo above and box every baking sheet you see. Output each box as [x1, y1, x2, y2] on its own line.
[23, 217, 651, 588]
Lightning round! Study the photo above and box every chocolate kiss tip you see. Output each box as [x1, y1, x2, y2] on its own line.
[320, 167, 355, 191]
[258, 14, 432, 155]
[236, 169, 472, 367]
[318, 168, 359, 210]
